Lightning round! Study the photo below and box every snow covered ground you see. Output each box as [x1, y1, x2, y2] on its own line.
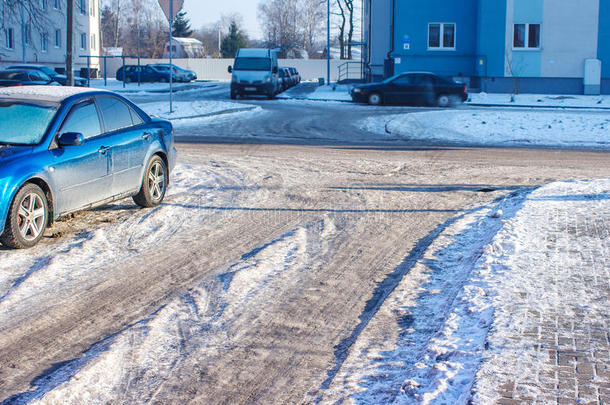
[321, 178, 610, 404]
[139, 100, 259, 121]
[278, 84, 353, 101]
[469, 92, 610, 109]
[360, 110, 610, 149]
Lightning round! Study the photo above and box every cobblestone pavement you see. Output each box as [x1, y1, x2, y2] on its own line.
[474, 180, 610, 405]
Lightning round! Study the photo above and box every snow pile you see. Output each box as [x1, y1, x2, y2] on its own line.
[139, 100, 259, 121]
[469, 92, 610, 109]
[360, 110, 610, 149]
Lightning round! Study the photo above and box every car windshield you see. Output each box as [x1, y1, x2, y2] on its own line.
[0, 100, 58, 145]
[37, 66, 57, 76]
[234, 58, 271, 71]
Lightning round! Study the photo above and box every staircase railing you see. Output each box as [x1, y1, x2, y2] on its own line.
[337, 61, 364, 82]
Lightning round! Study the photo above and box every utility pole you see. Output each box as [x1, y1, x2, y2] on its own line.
[327, 0, 330, 85]
[66, 0, 74, 86]
[168, 0, 173, 112]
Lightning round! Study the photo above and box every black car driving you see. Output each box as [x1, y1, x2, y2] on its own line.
[351, 72, 468, 107]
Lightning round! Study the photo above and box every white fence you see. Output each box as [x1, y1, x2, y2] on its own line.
[102, 58, 348, 82]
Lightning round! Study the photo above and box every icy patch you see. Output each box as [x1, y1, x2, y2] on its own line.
[140, 100, 258, 121]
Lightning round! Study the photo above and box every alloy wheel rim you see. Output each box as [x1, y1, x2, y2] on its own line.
[148, 162, 166, 201]
[17, 193, 45, 241]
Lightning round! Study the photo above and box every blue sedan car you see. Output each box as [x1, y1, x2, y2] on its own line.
[0, 87, 177, 248]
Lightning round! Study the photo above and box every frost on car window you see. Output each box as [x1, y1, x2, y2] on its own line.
[0, 101, 58, 145]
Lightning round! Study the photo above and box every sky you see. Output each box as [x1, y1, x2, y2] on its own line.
[182, 0, 263, 39]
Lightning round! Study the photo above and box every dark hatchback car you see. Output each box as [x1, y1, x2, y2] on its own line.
[7, 64, 88, 86]
[0, 87, 176, 248]
[116, 65, 177, 83]
[351, 72, 468, 107]
[0, 69, 60, 87]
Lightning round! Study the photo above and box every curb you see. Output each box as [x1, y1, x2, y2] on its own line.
[467, 102, 610, 111]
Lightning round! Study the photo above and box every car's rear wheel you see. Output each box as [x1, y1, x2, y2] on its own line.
[437, 94, 451, 108]
[133, 155, 168, 208]
[1, 183, 48, 249]
[368, 92, 382, 106]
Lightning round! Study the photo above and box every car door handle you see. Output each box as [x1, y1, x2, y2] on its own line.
[142, 132, 152, 141]
[98, 146, 110, 155]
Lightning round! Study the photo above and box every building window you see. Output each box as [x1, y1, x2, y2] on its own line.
[24, 23, 31, 45]
[428, 23, 455, 50]
[80, 33, 87, 50]
[54, 29, 61, 48]
[54, 0, 60, 9]
[90, 33, 96, 50]
[42, 0, 48, 10]
[6, 28, 14, 49]
[79, 0, 86, 15]
[514, 23, 540, 49]
[41, 33, 48, 52]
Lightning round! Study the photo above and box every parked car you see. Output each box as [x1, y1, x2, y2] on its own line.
[0, 69, 60, 87]
[7, 64, 88, 86]
[0, 86, 177, 248]
[280, 67, 296, 88]
[150, 64, 197, 82]
[116, 65, 178, 83]
[228, 48, 280, 99]
[350, 72, 468, 107]
[288, 67, 301, 84]
[278, 67, 292, 91]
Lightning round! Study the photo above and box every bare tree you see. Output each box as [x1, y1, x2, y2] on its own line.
[258, 0, 325, 58]
[334, 0, 346, 59]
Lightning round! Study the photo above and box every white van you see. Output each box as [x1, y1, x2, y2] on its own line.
[228, 49, 280, 99]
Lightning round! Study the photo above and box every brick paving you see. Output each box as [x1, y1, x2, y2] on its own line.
[475, 182, 610, 405]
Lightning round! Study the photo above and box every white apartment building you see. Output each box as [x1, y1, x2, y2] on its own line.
[0, 0, 101, 74]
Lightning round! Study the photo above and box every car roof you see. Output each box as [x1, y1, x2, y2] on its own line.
[8, 64, 46, 68]
[0, 86, 118, 103]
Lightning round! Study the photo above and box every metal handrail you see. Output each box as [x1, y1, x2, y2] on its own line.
[338, 61, 364, 82]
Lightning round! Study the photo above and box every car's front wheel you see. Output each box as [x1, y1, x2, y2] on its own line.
[368, 92, 382, 106]
[133, 155, 168, 208]
[437, 94, 451, 108]
[1, 183, 48, 249]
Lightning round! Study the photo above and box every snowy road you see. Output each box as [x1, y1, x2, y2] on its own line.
[0, 89, 609, 404]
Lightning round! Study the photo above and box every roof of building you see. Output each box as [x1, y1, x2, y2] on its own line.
[0, 86, 112, 102]
[170, 37, 203, 45]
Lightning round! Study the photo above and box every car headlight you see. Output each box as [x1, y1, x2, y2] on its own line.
[353, 88, 361, 93]
[265, 76, 271, 83]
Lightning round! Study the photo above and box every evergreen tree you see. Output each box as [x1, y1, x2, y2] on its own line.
[172, 11, 193, 37]
[221, 21, 247, 58]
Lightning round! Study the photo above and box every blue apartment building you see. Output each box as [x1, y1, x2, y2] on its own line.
[364, 0, 610, 94]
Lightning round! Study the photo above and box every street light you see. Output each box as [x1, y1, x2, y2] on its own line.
[327, 0, 330, 86]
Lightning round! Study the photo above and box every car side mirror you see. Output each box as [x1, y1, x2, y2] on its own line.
[228, 66, 233, 73]
[58, 132, 84, 147]
[272, 66, 278, 74]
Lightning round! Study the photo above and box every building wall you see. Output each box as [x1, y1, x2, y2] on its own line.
[392, 0, 479, 77]
[540, 0, 599, 78]
[0, 0, 100, 72]
[476, 0, 507, 77]
[364, 0, 392, 81]
[598, 0, 610, 78]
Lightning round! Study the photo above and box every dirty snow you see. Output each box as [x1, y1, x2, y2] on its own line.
[360, 110, 610, 149]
